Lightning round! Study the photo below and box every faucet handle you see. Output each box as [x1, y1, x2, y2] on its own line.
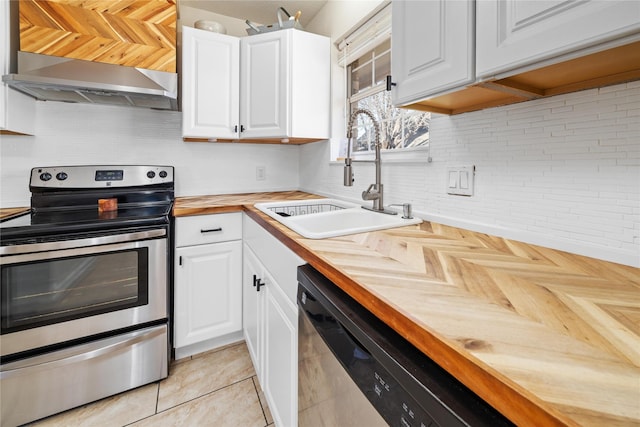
[389, 203, 413, 219]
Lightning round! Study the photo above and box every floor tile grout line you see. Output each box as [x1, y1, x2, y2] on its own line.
[154, 375, 258, 415]
[154, 382, 160, 415]
[121, 376, 258, 427]
[251, 375, 269, 426]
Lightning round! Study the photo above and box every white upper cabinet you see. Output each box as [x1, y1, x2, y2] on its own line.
[182, 26, 239, 139]
[391, 0, 475, 106]
[1, 0, 35, 135]
[390, 0, 640, 114]
[476, 0, 640, 79]
[182, 27, 330, 143]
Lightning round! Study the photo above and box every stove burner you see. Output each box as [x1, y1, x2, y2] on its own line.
[1, 165, 175, 246]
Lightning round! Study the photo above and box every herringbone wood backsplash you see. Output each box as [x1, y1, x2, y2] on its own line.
[19, 0, 176, 72]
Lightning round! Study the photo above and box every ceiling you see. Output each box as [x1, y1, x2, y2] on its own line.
[179, 1, 328, 27]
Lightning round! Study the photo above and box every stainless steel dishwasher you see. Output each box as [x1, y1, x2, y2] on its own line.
[297, 264, 514, 427]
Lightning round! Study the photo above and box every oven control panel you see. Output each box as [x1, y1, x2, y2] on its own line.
[30, 165, 174, 189]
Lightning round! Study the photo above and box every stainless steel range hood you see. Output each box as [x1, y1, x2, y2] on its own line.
[3, 52, 178, 111]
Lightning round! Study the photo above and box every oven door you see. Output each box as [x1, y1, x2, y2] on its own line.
[0, 229, 168, 358]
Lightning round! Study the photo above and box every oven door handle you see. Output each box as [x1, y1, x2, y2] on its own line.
[0, 229, 166, 256]
[0, 325, 166, 377]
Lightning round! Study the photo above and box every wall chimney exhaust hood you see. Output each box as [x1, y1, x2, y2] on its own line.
[4, 0, 178, 111]
[3, 52, 178, 111]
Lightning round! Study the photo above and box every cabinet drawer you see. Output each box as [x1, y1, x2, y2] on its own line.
[176, 213, 242, 247]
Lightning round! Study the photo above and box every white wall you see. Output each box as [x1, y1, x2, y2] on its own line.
[179, 5, 248, 37]
[0, 101, 300, 207]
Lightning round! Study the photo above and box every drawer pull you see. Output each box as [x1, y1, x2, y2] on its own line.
[200, 227, 222, 233]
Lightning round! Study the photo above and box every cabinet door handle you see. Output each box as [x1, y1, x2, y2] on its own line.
[253, 274, 257, 287]
[200, 227, 222, 233]
[178, 256, 182, 266]
[256, 278, 265, 292]
[386, 75, 396, 91]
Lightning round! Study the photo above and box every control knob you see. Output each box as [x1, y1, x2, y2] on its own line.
[147, 171, 156, 179]
[56, 172, 68, 181]
[159, 170, 168, 178]
[40, 172, 52, 181]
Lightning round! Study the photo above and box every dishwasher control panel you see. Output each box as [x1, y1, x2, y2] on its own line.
[369, 366, 436, 427]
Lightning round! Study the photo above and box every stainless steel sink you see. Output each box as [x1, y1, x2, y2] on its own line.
[254, 199, 422, 239]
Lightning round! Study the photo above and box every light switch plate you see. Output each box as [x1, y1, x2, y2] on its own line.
[446, 165, 474, 196]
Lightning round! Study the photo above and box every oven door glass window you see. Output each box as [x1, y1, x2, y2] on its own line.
[1, 249, 149, 334]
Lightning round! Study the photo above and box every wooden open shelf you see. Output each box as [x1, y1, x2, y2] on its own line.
[182, 137, 326, 145]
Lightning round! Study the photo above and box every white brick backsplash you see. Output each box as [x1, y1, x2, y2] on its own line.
[300, 82, 640, 267]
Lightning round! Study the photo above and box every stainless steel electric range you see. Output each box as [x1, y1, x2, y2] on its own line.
[0, 165, 174, 427]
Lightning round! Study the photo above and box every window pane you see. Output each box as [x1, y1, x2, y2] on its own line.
[351, 62, 373, 95]
[373, 39, 391, 87]
[351, 91, 429, 151]
[374, 38, 390, 57]
[374, 51, 390, 86]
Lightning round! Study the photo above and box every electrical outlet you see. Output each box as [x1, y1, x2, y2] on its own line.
[446, 165, 474, 196]
[256, 166, 266, 181]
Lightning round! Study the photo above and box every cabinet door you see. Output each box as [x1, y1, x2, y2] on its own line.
[263, 269, 298, 427]
[476, 0, 640, 78]
[240, 31, 289, 138]
[242, 244, 264, 384]
[1, 1, 34, 135]
[391, 0, 474, 107]
[174, 241, 242, 348]
[182, 26, 239, 139]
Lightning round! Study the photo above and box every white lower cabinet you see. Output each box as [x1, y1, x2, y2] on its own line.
[243, 214, 303, 427]
[263, 274, 297, 427]
[174, 213, 243, 359]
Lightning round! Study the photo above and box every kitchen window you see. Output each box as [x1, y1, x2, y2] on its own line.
[348, 39, 430, 153]
[337, 3, 430, 160]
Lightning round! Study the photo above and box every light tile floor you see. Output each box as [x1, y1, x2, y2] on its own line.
[28, 342, 273, 427]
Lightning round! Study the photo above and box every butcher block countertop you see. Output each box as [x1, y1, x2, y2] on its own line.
[0, 207, 30, 221]
[182, 191, 640, 426]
